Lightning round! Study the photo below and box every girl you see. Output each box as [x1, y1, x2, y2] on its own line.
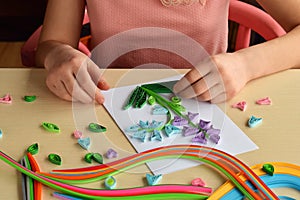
[36, 0, 300, 104]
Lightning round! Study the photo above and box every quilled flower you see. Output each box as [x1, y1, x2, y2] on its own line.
[164, 124, 181, 137]
[192, 133, 207, 144]
[209, 133, 220, 144]
[150, 130, 163, 141]
[182, 126, 199, 136]
[199, 120, 212, 131]
[206, 127, 221, 136]
[105, 148, 118, 159]
[187, 112, 199, 121]
[172, 116, 188, 126]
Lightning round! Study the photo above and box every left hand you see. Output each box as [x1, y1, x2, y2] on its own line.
[173, 53, 249, 103]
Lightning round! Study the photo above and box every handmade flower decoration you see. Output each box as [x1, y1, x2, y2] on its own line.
[124, 83, 221, 144]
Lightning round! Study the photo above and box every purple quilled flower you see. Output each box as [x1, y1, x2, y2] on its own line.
[206, 128, 221, 136]
[192, 132, 207, 144]
[172, 116, 188, 126]
[199, 119, 212, 131]
[182, 126, 199, 136]
[209, 133, 220, 144]
[187, 112, 199, 121]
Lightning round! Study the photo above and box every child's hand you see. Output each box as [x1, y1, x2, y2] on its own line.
[44, 44, 110, 104]
[173, 53, 249, 103]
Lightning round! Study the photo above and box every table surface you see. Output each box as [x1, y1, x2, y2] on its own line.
[0, 68, 299, 199]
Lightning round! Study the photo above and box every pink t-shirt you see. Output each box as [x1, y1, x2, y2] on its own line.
[86, 0, 230, 68]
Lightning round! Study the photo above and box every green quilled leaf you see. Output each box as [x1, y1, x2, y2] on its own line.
[92, 153, 103, 164]
[42, 122, 60, 133]
[123, 86, 141, 110]
[24, 95, 37, 102]
[141, 83, 173, 93]
[262, 163, 274, 176]
[84, 153, 94, 164]
[134, 90, 148, 108]
[88, 123, 107, 133]
[27, 143, 39, 155]
[84, 152, 104, 164]
[48, 153, 62, 165]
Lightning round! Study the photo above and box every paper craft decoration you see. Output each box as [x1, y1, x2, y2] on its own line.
[102, 75, 258, 175]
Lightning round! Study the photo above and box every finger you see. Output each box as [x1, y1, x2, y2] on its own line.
[196, 84, 225, 102]
[63, 73, 93, 103]
[97, 78, 110, 90]
[173, 59, 212, 93]
[177, 73, 218, 99]
[46, 80, 73, 102]
[87, 60, 110, 90]
[210, 92, 227, 104]
[75, 68, 105, 104]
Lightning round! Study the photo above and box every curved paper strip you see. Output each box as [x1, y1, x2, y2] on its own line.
[1, 145, 284, 199]
[211, 162, 300, 199]
[45, 145, 276, 199]
[0, 151, 212, 199]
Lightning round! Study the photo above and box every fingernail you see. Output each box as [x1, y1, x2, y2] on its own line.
[97, 97, 105, 104]
[95, 93, 104, 104]
[97, 81, 110, 90]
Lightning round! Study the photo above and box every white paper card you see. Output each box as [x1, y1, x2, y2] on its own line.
[102, 75, 258, 175]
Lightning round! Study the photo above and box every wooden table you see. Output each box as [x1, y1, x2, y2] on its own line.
[0, 68, 299, 199]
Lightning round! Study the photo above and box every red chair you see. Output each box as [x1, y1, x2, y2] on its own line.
[228, 0, 286, 51]
[20, 10, 91, 67]
[21, 1, 286, 66]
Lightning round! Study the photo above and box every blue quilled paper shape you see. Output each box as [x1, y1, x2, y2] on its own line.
[146, 173, 162, 186]
[139, 120, 150, 129]
[131, 130, 147, 142]
[148, 120, 164, 129]
[125, 125, 140, 132]
[248, 115, 263, 128]
[152, 105, 168, 115]
[150, 130, 163, 141]
[164, 124, 181, 137]
[78, 137, 91, 150]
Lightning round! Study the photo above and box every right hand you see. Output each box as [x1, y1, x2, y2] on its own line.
[44, 43, 110, 104]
